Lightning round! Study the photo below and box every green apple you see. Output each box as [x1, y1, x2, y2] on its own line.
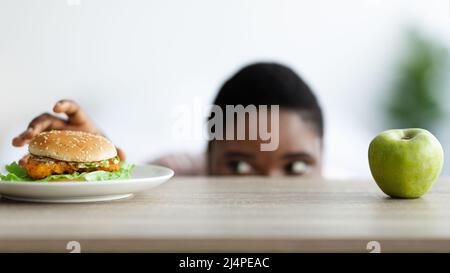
[368, 128, 444, 198]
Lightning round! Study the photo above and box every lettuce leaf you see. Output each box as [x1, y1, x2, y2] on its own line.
[0, 162, 31, 181]
[0, 162, 135, 182]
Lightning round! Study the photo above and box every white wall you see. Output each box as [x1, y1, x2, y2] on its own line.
[1, 0, 449, 177]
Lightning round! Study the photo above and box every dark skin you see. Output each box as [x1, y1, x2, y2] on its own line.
[13, 101, 322, 177]
[12, 100, 126, 165]
[208, 110, 322, 177]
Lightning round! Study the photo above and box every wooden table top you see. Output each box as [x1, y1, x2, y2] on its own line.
[1, 176, 450, 253]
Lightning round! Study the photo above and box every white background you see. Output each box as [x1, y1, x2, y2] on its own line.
[1, 0, 449, 177]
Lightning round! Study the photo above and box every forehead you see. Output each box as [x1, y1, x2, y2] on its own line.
[213, 110, 322, 156]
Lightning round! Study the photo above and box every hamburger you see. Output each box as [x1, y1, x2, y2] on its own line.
[1, 130, 133, 182]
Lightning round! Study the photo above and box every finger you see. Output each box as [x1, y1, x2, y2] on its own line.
[18, 154, 30, 167]
[116, 147, 126, 162]
[12, 128, 33, 147]
[12, 113, 65, 147]
[53, 99, 88, 125]
[28, 113, 66, 134]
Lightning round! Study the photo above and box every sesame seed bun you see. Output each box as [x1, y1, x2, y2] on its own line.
[28, 130, 117, 162]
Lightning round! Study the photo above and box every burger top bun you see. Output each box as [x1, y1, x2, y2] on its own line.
[28, 130, 117, 162]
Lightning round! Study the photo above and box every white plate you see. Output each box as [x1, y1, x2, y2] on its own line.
[0, 165, 174, 203]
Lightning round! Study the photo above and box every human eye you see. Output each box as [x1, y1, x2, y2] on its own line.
[228, 160, 254, 175]
[285, 160, 311, 175]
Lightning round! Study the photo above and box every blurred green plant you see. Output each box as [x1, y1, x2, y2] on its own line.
[386, 29, 449, 131]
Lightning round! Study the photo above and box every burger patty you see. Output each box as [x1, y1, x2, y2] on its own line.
[25, 155, 121, 180]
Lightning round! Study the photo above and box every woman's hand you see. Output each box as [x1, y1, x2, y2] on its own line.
[12, 99, 126, 164]
[12, 99, 102, 147]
